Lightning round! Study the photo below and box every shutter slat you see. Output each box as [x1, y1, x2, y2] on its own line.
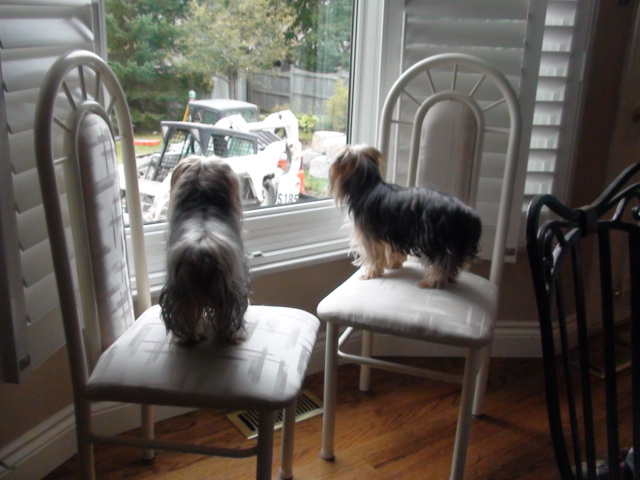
[13, 168, 42, 212]
[24, 272, 59, 324]
[533, 103, 564, 126]
[5, 89, 39, 134]
[528, 151, 557, 172]
[405, 18, 528, 50]
[546, 2, 577, 27]
[404, 0, 530, 21]
[542, 27, 574, 52]
[530, 126, 560, 149]
[26, 304, 65, 368]
[0, 9, 93, 50]
[20, 239, 54, 287]
[9, 130, 36, 174]
[536, 78, 566, 101]
[525, 173, 554, 195]
[1, 47, 90, 93]
[17, 204, 48, 251]
[540, 52, 571, 77]
[403, 46, 525, 79]
[478, 177, 504, 204]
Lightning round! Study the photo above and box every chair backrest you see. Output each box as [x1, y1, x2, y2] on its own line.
[34, 50, 150, 379]
[526, 162, 640, 479]
[378, 53, 522, 287]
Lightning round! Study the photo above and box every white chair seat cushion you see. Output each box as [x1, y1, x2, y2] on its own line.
[317, 262, 497, 348]
[86, 305, 320, 411]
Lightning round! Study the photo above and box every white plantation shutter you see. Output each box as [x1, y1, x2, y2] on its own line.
[525, 0, 591, 227]
[0, 0, 104, 383]
[379, 0, 593, 257]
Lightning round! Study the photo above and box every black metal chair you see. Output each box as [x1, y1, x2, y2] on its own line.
[526, 162, 640, 479]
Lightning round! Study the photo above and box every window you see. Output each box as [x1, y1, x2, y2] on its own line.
[122, 0, 358, 293]
[115, 1, 354, 226]
[1, 0, 596, 382]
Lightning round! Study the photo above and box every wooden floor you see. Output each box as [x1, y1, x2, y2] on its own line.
[44, 357, 563, 480]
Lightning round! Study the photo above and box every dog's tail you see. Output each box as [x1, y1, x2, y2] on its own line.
[159, 228, 250, 343]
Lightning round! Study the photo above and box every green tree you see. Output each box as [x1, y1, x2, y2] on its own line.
[106, 0, 210, 131]
[327, 78, 348, 131]
[178, 0, 296, 100]
[284, 0, 352, 73]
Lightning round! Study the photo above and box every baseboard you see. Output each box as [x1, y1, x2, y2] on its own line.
[0, 320, 542, 480]
[0, 403, 192, 480]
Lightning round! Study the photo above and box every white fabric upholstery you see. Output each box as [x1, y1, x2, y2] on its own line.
[87, 304, 319, 410]
[78, 113, 135, 349]
[317, 262, 496, 348]
[417, 100, 477, 204]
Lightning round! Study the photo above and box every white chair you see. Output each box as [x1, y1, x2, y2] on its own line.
[35, 49, 319, 480]
[317, 53, 522, 479]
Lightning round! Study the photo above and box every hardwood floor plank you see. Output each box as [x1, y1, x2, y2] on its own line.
[43, 358, 570, 479]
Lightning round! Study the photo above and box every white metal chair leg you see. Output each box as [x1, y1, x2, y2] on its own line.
[141, 404, 155, 462]
[321, 321, 339, 460]
[472, 346, 491, 416]
[359, 330, 374, 392]
[256, 411, 276, 480]
[449, 348, 482, 480]
[279, 403, 296, 480]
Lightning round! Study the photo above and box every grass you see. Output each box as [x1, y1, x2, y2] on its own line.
[133, 133, 164, 156]
[116, 133, 163, 164]
[303, 173, 330, 197]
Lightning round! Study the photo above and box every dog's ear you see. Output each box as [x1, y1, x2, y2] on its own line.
[361, 146, 384, 174]
[171, 155, 201, 192]
[329, 144, 386, 205]
[210, 160, 243, 217]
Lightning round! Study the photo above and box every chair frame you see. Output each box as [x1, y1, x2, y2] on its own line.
[321, 53, 522, 480]
[34, 50, 299, 480]
[527, 162, 640, 479]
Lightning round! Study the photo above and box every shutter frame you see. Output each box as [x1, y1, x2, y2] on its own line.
[380, 0, 594, 257]
[0, 0, 102, 383]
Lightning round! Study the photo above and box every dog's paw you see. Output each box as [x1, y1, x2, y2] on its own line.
[359, 268, 383, 280]
[417, 278, 446, 289]
[387, 258, 404, 269]
[385, 250, 406, 269]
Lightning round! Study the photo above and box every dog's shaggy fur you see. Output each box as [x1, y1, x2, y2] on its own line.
[330, 144, 482, 288]
[158, 155, 250, 343]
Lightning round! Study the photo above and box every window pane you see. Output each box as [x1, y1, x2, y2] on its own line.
[107, 0, 354, 224]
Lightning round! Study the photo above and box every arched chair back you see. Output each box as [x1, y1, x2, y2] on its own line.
[527, 162, 640, 479]
[379, 52, 522, 285]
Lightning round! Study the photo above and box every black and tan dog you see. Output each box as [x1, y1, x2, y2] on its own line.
[330, 144, 482, 288]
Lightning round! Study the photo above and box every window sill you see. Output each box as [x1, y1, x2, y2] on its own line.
[127, 199, 351, 297]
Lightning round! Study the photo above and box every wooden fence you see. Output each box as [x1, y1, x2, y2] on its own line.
[249, 67, 348, 119]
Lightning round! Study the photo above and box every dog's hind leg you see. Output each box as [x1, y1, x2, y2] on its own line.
[384, 244, 406, 269]
[417, 261, 450, 289]
[357, 238, 386, 280]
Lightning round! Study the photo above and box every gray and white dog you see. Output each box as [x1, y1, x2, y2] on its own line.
[159, 155, 250, 343]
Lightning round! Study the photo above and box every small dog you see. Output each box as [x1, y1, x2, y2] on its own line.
[158, 155, 250, 343]
[330, 144, 482, 288]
